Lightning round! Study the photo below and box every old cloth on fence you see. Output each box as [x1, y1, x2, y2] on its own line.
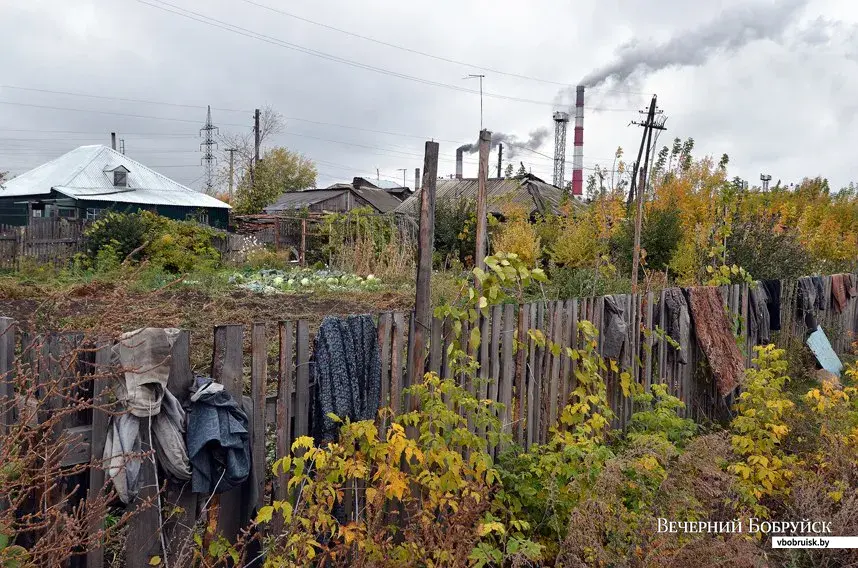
[103, 328, 192, 504]
[655, 288, 691, 365]
[311, 315, 381, 443]
[831, 274, 856, 314]
[797, 277, 821, 331]
[686, 287, 744, 396]
[748, 283, 771, 345]
[602, 295, 628, 360]
[761, 279, 782, 331]
[186, 385, 252, 495]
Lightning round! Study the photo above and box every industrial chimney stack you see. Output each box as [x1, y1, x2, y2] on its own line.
[455, 148, 464, 179]
[414, 167, 421, 190]
[571, 85, 584, 196]
[111, 132, 117, 151]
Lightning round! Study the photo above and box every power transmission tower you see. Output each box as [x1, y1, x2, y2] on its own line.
[552, 111, 570, 188]
[630, 95, 666, 294]
[226, 148, 237, 199]
[200, 105, 219, 194]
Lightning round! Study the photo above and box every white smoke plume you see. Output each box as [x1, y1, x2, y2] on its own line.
[457, 128, 550, 158]
[576, 0, 809, 90]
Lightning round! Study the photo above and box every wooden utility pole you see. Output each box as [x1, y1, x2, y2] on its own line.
[226, 148, 236, 199]
[410, 141, 439, 385]
[251, 108, 260, 188]
[497, 143, 503, 178]
[475, 129, 491, 272]
[630, 95, 665, 294]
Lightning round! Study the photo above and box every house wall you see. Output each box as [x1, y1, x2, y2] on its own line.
[305, 192, 374, 213]
[0, 195, 229, 228]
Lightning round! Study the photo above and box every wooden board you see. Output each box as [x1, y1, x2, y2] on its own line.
[250, 323, 267, 510]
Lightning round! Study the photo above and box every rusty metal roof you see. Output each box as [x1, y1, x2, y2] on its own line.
[394, 175, 564, 216]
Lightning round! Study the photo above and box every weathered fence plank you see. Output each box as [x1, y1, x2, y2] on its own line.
[250, 323, 267, 511]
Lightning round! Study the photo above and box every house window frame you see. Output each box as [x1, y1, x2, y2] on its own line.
[85, 207, 105, 221]
[113, 170, 128, 187]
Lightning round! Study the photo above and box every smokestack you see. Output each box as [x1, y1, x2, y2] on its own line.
[571, 86, 584, 196]
[414, 167, 420, 190]
[110, 132, 116, 151]
[455, 148, 464, 180]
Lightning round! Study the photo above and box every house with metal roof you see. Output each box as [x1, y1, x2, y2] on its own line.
[0, 145, 230, 228]
[394, 173, 565, 217]
[264, 177, 403, 215]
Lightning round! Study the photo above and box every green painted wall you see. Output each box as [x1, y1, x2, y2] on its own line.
[0, 194, 229, 229]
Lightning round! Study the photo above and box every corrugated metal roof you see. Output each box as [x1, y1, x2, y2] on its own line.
[353, 187, 402, 213]
[0, 145, 229, 209]
[394, 175, 564, 216]
[264, 190, 347, 212]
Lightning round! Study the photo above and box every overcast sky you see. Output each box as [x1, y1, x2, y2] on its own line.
[0, 0, 856, 192]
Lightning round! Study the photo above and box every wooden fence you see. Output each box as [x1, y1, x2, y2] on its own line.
[1, 274, 856, 566]
[0, 219, 85, 269]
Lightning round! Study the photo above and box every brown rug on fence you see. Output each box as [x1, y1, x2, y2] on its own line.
[686, 287, 744, 396]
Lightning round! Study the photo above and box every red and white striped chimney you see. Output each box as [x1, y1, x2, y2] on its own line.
[571, 85, 584, 196]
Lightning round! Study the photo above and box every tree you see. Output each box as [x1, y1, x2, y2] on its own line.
[217, 105, 285, 193]
[0, 171, 8, 184]
[504, 163, 514, 178]
[233, 147, 317, 214]
[515, 162, 528, 179]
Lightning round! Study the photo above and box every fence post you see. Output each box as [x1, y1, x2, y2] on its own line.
[0, 317, 15, 434]
[408, 141, 438, 391]
[210, 324, 244, 542]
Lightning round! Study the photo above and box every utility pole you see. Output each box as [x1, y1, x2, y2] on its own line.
[497, 143, 503, 178]
[630, 95, 666, 295]
[397, 168, 407, 188]
[226, 148, 237, 199]
[475, 129, 491, 272]
[251, 108, 260, 188]
[465, 74, 486, 130]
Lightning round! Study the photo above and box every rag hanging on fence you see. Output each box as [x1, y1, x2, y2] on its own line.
[602, 295, 628, 361]
[186, 381, 252, 495]
[797, 277, 822, 332]
[311, 314, 381, 444]
[830, 274, 856, 314]
[655, 288, 691, 365]
[761, 279, 782, 331]
[103, 328, 192, 504]
[686, 287, 744, 397]
[748, 282, 771, 346]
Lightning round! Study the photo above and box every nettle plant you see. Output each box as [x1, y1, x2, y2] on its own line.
[728, 345, 795, 517]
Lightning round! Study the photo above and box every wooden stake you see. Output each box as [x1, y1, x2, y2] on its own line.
[475, 129, 491, 272]
[409, 141, 439, 387]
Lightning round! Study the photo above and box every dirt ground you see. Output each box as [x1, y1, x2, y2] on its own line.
[0, 279, 414, 371]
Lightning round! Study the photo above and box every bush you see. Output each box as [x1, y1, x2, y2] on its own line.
[434, 197, 475, 267]
[726, 216, 812, 280]
[83, 210, 220, 273]
[611, 205, 684, 275]
[490, 205, 541, 266]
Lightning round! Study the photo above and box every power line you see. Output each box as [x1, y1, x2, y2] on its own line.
[0, 100, 248, 126]
[0, 85, 251, 113]
[133, 0, 637, 109]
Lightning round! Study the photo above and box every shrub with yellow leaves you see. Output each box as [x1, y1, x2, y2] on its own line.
[728, 345, 795, 516]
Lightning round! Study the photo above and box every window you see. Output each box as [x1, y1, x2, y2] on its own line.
[57, 207, 78, 219]
[85, 208, 104, 221]
[32, 209, 43, 218]
[113, 170, 127, 187]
